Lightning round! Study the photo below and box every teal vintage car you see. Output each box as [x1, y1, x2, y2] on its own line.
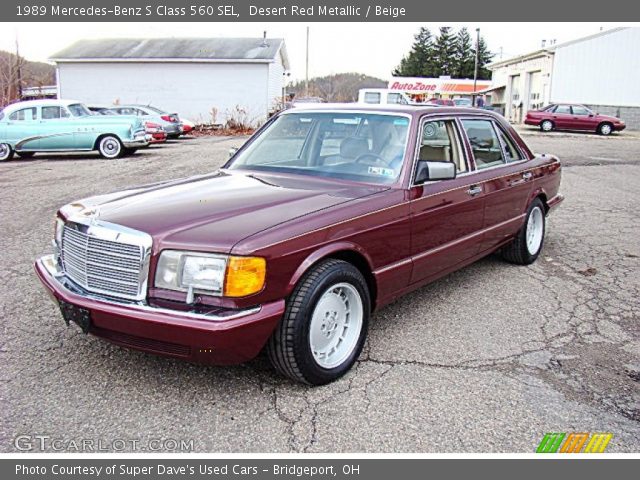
[0, 100, 150, 161]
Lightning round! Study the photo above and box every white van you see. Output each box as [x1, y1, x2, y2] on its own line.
[357, 88, 414, 105]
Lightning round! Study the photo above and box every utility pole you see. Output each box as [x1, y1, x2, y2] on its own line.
[305, 26, 310, 97]
[472, 28, 480, 107]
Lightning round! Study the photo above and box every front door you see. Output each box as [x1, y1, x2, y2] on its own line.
[409, 118, 485, 284]
[570, 105, 597, 131]
[39, 105, 76, 150]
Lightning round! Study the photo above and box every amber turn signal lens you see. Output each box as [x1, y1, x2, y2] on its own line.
[224, 256, 266, 297]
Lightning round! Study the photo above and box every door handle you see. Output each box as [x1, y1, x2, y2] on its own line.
[466, 185, 483, 196]
[522, 172, 533, 180]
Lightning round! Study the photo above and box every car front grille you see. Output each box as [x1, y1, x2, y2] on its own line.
[61, 224, 148, 301]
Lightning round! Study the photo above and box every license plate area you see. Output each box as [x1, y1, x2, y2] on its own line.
[59, 300, 92, 334]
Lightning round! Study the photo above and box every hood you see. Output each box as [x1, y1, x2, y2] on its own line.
[63, 171, 387, 254]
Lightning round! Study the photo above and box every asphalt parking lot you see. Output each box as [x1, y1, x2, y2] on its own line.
[1, 131, 639, 453]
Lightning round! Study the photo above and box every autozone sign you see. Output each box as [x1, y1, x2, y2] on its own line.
[388, 77, 492, 94]
[389, 79, 438, 92]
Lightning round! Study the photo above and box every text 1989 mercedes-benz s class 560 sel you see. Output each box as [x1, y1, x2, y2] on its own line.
[35, 105, 563, 385]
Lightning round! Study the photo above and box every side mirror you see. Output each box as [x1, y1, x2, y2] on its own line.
[415, 160, 457, 184]
[228, 147, 239, 159]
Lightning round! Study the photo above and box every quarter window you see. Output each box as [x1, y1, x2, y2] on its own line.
[9, 107, 37, 121]
[418, 120, 467, 174]
[461, 119, 505, 170]
[495, 126, 523, 162]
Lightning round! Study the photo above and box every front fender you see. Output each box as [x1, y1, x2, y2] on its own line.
[285, 241, 375, 295]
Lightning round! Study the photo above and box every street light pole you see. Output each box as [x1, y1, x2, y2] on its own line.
[473, 28, 480, 107]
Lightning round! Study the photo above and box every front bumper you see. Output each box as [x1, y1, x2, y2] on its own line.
[34, 254, 285, 365]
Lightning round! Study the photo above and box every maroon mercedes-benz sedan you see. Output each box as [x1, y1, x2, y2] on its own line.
[524, 103, 626, 135]
[35, 104, 563, 385]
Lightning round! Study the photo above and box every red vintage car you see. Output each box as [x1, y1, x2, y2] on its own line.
[144, 122, 167, 144]
[35, 105, 563, 385]
[525, 103, 626, 135]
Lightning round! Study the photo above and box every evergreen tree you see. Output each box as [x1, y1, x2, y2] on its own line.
[433, 27, 457, 76]
[474, 36, 494, 80]
[392, 27, 436, 77]
[455, 28, 475, 79]
[393, 27, 494, 80]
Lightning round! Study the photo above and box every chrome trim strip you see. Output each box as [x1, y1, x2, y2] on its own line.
[39, 255, 261, 323]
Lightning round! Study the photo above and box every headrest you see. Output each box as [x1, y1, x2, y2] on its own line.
[340, 137, 370, 158]
[466, 128, 493, 148]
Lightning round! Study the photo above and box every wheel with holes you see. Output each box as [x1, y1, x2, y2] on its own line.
[598, 122, 613, 136]
[267, 259, 370, 385]
[98, 135, 123, 159]
[0, 143, 14, 161]
[502, 198, 546, 265]
[540, 120, 554, 132]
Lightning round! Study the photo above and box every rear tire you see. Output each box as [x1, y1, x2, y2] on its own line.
[502, 198, 546, 265]
[97, 135, 123, 159]
[540, 120, 554, 132]
[0, 143, 14, 161]
[267, 259, 370, 385]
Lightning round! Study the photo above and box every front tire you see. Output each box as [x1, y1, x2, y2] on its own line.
[267, 259, 370, 385]
[540, 120, 554, 132]
[0, 143, 14, 161]
[98, 135, 123, 159]
[598, 122, 613, 136]
[502, 198, 546, 265]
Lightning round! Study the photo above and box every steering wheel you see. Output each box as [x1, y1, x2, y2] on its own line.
[354, 153, 387, 165]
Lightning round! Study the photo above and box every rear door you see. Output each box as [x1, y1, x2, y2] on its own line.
[550, 104, 573, 129]
[459, 118, 534, 254]
[5, 106, 39, 151]
[409, 117, 485, 284]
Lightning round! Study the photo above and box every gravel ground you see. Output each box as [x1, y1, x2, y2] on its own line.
[1, 132, 638, 453]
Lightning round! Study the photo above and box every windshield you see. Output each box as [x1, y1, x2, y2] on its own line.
[227, 112, 410, 185]
[68, 103, 92, 117]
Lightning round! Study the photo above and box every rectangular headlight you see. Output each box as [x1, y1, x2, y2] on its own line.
[155, 251, 266, 298]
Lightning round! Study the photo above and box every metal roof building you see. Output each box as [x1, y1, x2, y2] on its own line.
[51, 37, 290, 125]
[487, 27, 640, 129]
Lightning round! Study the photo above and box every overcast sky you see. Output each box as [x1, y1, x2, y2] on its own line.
[0, 22, 633, 81]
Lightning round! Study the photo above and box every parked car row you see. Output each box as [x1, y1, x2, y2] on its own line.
[0, 99, 194, 161]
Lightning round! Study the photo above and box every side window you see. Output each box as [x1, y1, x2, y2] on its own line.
[461, 119, 505, 170]
[9, 107, 37, 121]
[418, 120, 467, 174]
[363, 92, 381, 104]
[41, 106, 70, 120]
[495, 125, 524, 162]
[571, 105, 591, 116]
[554, 105, 571, 114]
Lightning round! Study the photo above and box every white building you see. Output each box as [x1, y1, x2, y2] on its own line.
[51, 37, 290, 125]
[487, 27, 640, 129]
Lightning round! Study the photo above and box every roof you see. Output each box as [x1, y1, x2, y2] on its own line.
[51, 37, 289, 68]
[489, 27, 629, 69]
[1, 99, 82, 114]
[284, 102, 504, 119]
